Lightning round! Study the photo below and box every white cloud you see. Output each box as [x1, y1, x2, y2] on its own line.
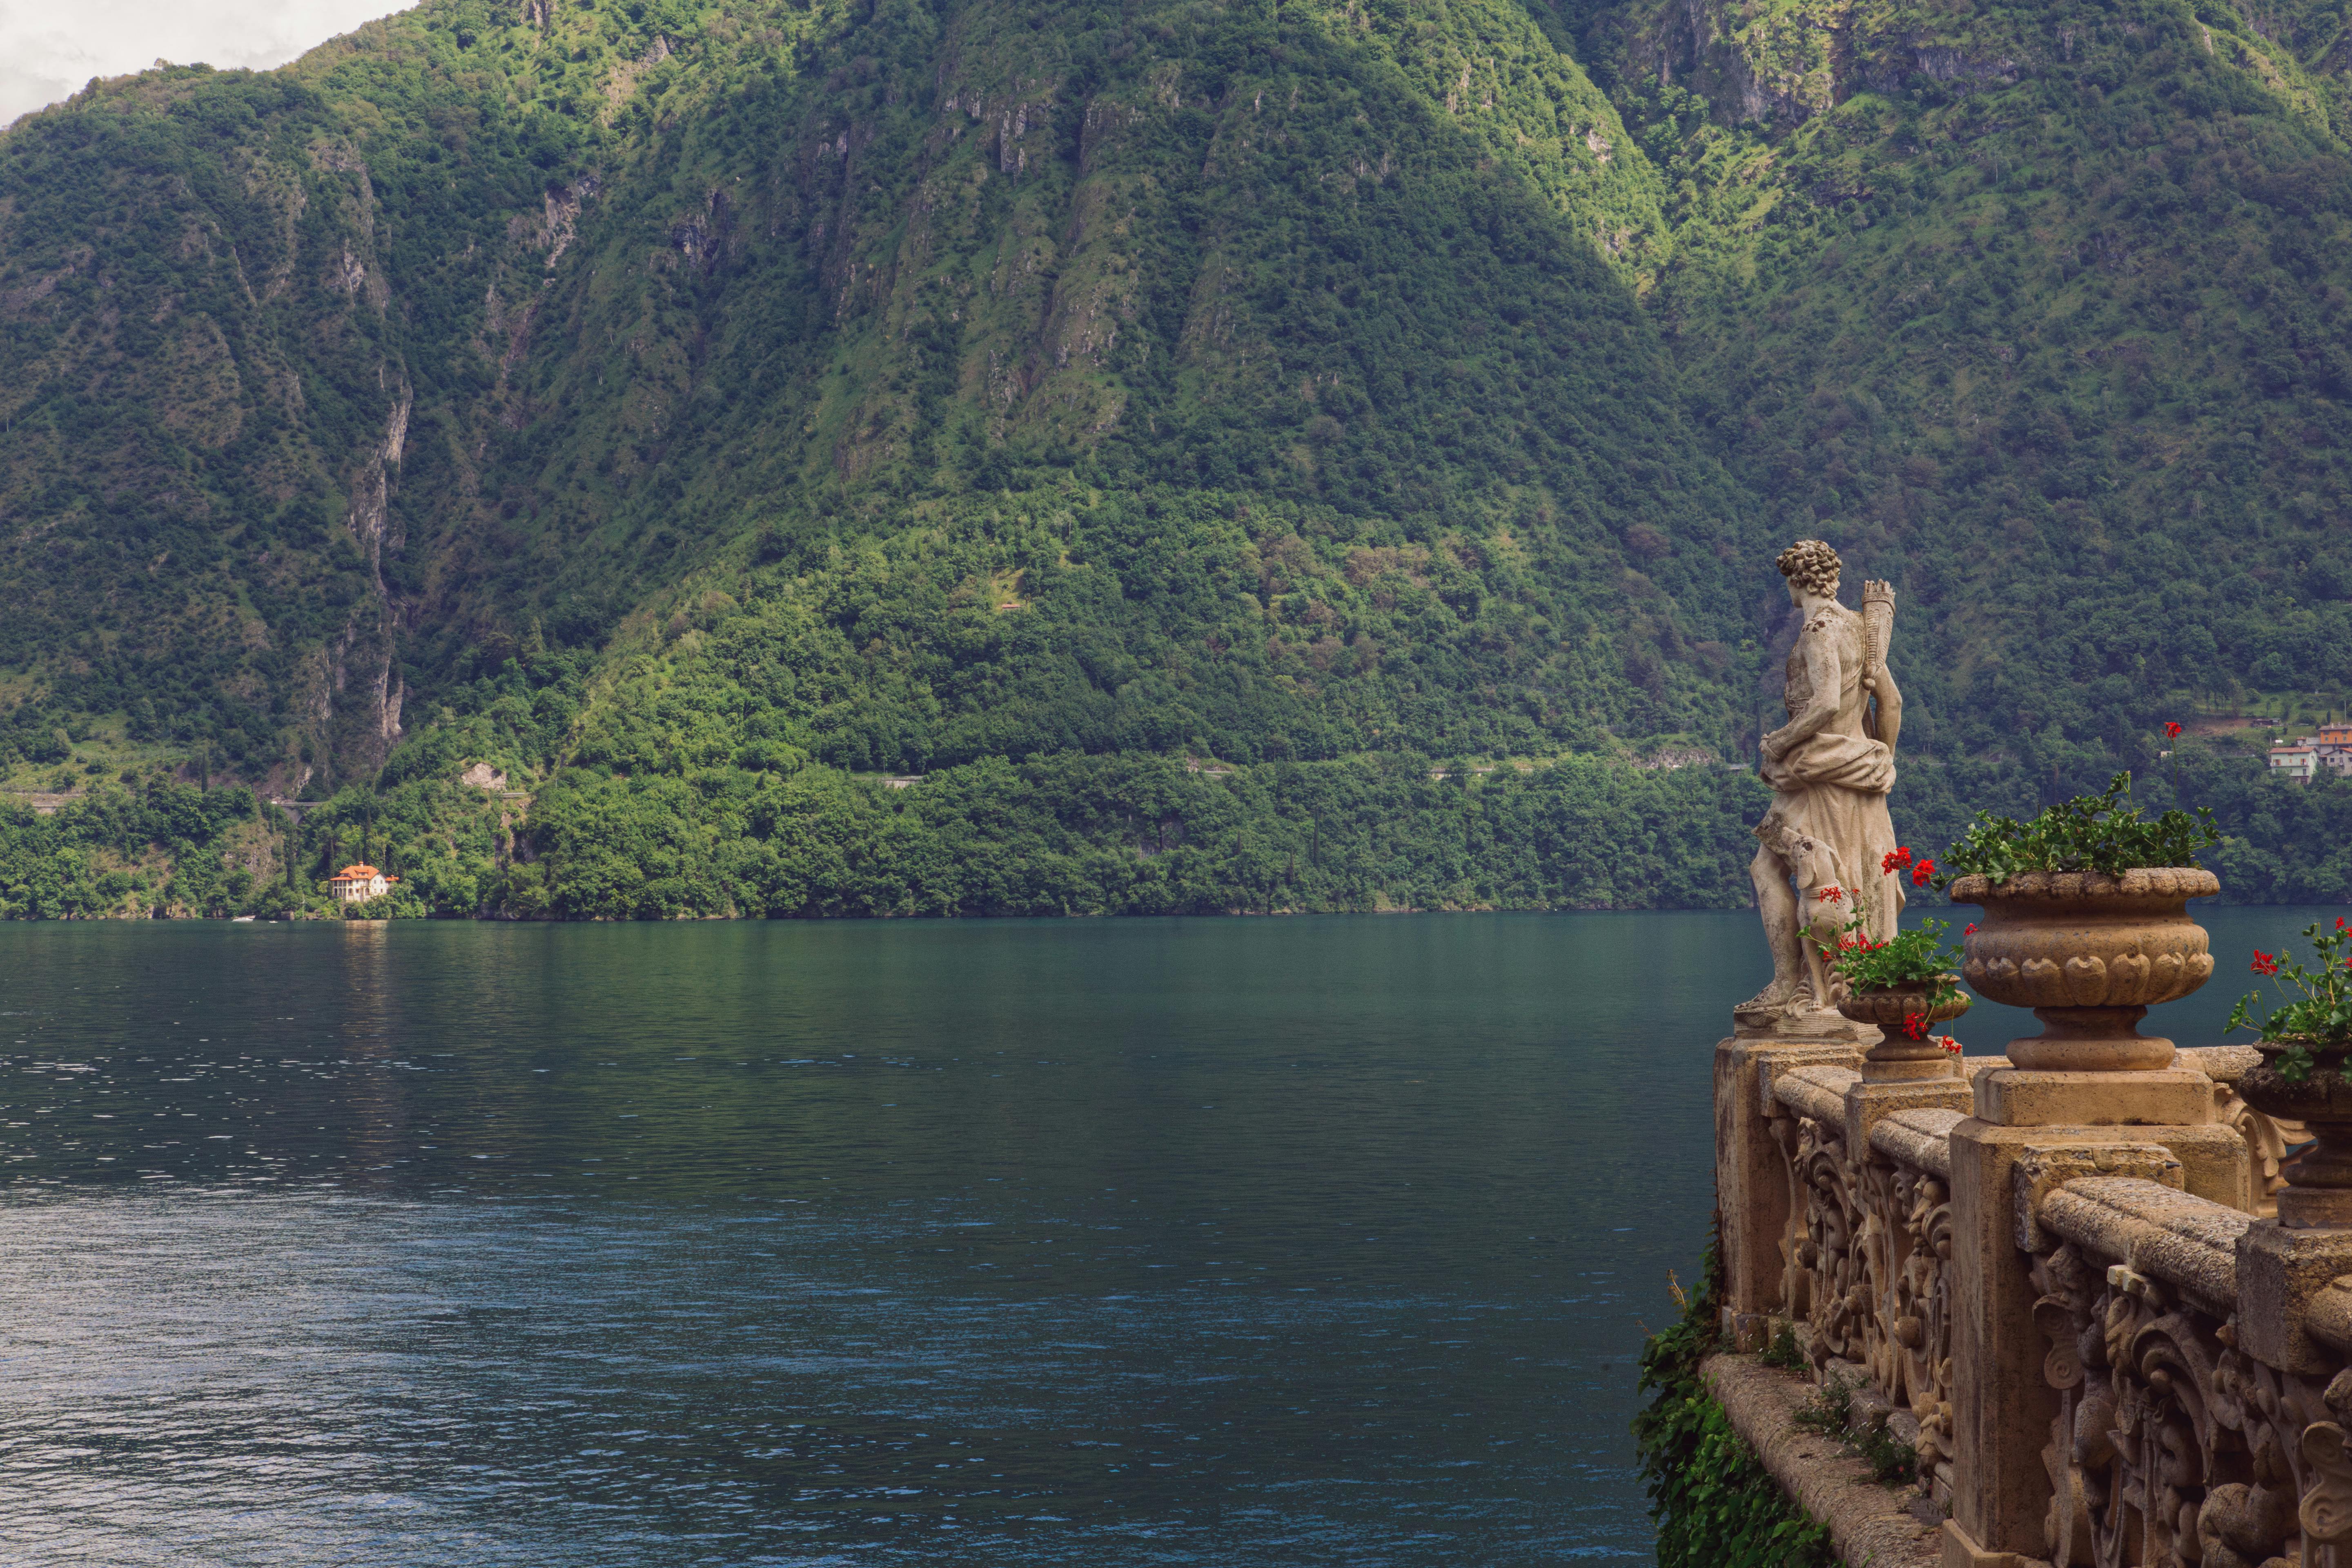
[0, 0, 416, 129]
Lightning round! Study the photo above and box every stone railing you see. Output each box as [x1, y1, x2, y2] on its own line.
[1714, 1033, 2350, 1567]
[1768, 1058, 1967, 1499]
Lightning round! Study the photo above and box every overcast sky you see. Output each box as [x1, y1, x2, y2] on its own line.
[0, 0, 412, 128]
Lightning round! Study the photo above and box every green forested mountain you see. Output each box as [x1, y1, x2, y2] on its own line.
[1570, 0, 2352, 767]
[1, 0, 2348, 916]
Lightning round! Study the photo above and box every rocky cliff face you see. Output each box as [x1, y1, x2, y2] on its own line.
[0, 52, 562, 787]
[1627, 0, 2025, 125]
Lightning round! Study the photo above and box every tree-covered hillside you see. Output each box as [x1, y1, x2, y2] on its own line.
[1, 0, 2348, 915]
[0, 0, 1761, 791]
[1564, 0, 2352, 771]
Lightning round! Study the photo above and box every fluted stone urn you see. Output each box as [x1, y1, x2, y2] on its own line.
[2234, 1044, 2352, 1228]
[1838, 980, 1970, 1080]
[1949, 868, 2219, 1071]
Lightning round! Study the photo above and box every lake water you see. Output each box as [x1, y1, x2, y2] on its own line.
[0, 906, 2333, 1565]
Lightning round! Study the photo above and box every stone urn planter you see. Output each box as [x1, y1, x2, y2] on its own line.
[1949, 868, 2219, 1071]
[2234, 1043, 2352, 1228]
[1839, 980, 1970, 1080]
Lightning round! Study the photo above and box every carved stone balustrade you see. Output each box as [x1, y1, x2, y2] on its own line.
[1714, 1029, 2352, 1568]
[1761, 1057, 1966, 1503]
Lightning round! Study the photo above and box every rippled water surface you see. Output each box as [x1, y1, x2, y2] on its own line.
[0, 908, 2321, 1564]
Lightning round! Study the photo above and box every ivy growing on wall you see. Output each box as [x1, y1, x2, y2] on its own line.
[1632, 1227, 1837, 1568]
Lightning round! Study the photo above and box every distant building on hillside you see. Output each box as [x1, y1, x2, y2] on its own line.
[329, 863, 395, 902]
[2270, 725, 2352, 783]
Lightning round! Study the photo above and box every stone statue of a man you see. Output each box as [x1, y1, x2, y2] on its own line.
[1735, 539, 1904, 1038]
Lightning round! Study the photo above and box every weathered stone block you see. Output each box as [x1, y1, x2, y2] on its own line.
[1719, 1310, 1778, 1353]
[2010, 1143, 2182, 1254]
[1872, 1106, 1966, 1177]
[1940, 1517, 2047, 1568]
[1971, 1067, 2214, 1128]
[1846, 1074, 1973, 1156]
[2236, 1222, 2352, 1376]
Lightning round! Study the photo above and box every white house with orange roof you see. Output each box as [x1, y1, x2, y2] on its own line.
[328, 863, 395, 902]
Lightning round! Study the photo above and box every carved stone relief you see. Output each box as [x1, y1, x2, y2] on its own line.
[2027, 1236, 2349, 1568]
[1771, 1108, 1953, 1490]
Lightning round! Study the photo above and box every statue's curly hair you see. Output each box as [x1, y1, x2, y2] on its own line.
[1775, 539, 1843, 596]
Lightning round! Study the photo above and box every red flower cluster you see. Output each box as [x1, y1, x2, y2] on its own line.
[1818, 886, 1844, 904]
[1938, 1036, 1963, 1056]
[1881, 846, 1914, 875]
[2163, 721, 2184, 739]
[1910, 858, 1938, 888]
[1900, 1012, 1930, 1040]
[1963, 923, 1979, 936]
[2252, 950, 2281, 977]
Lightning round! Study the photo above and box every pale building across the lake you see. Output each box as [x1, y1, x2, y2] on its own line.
[329, 864, 395, 902]
[2270, 723, 2352, 782]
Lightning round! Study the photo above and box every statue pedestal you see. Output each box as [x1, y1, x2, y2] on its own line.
[1731, 1001, 1878, 1047]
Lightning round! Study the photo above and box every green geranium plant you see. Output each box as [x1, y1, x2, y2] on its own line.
[1817, 904, 1966, 1043]
[1927, 772, 2219, 890]
[2228, 918, 2352, 1084]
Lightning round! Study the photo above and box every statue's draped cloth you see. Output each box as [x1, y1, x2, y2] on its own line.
[1756, 604, 1904, 949]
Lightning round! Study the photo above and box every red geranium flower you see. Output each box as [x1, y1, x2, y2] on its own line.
[1938, 1036, 1962, 1055]
[1900, 1013, 1929, 1040]
[2163, 721, 2183, 739]
[1963, 923, 1978, 936]
[1880, 846, 1914, 874]
[2252, 950, 2281, 977]
[1910, 858, 1937, 887]
[1819, 886, 1843, 903]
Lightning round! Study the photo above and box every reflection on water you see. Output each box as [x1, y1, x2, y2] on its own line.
[0, 907, 2326, 1564]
